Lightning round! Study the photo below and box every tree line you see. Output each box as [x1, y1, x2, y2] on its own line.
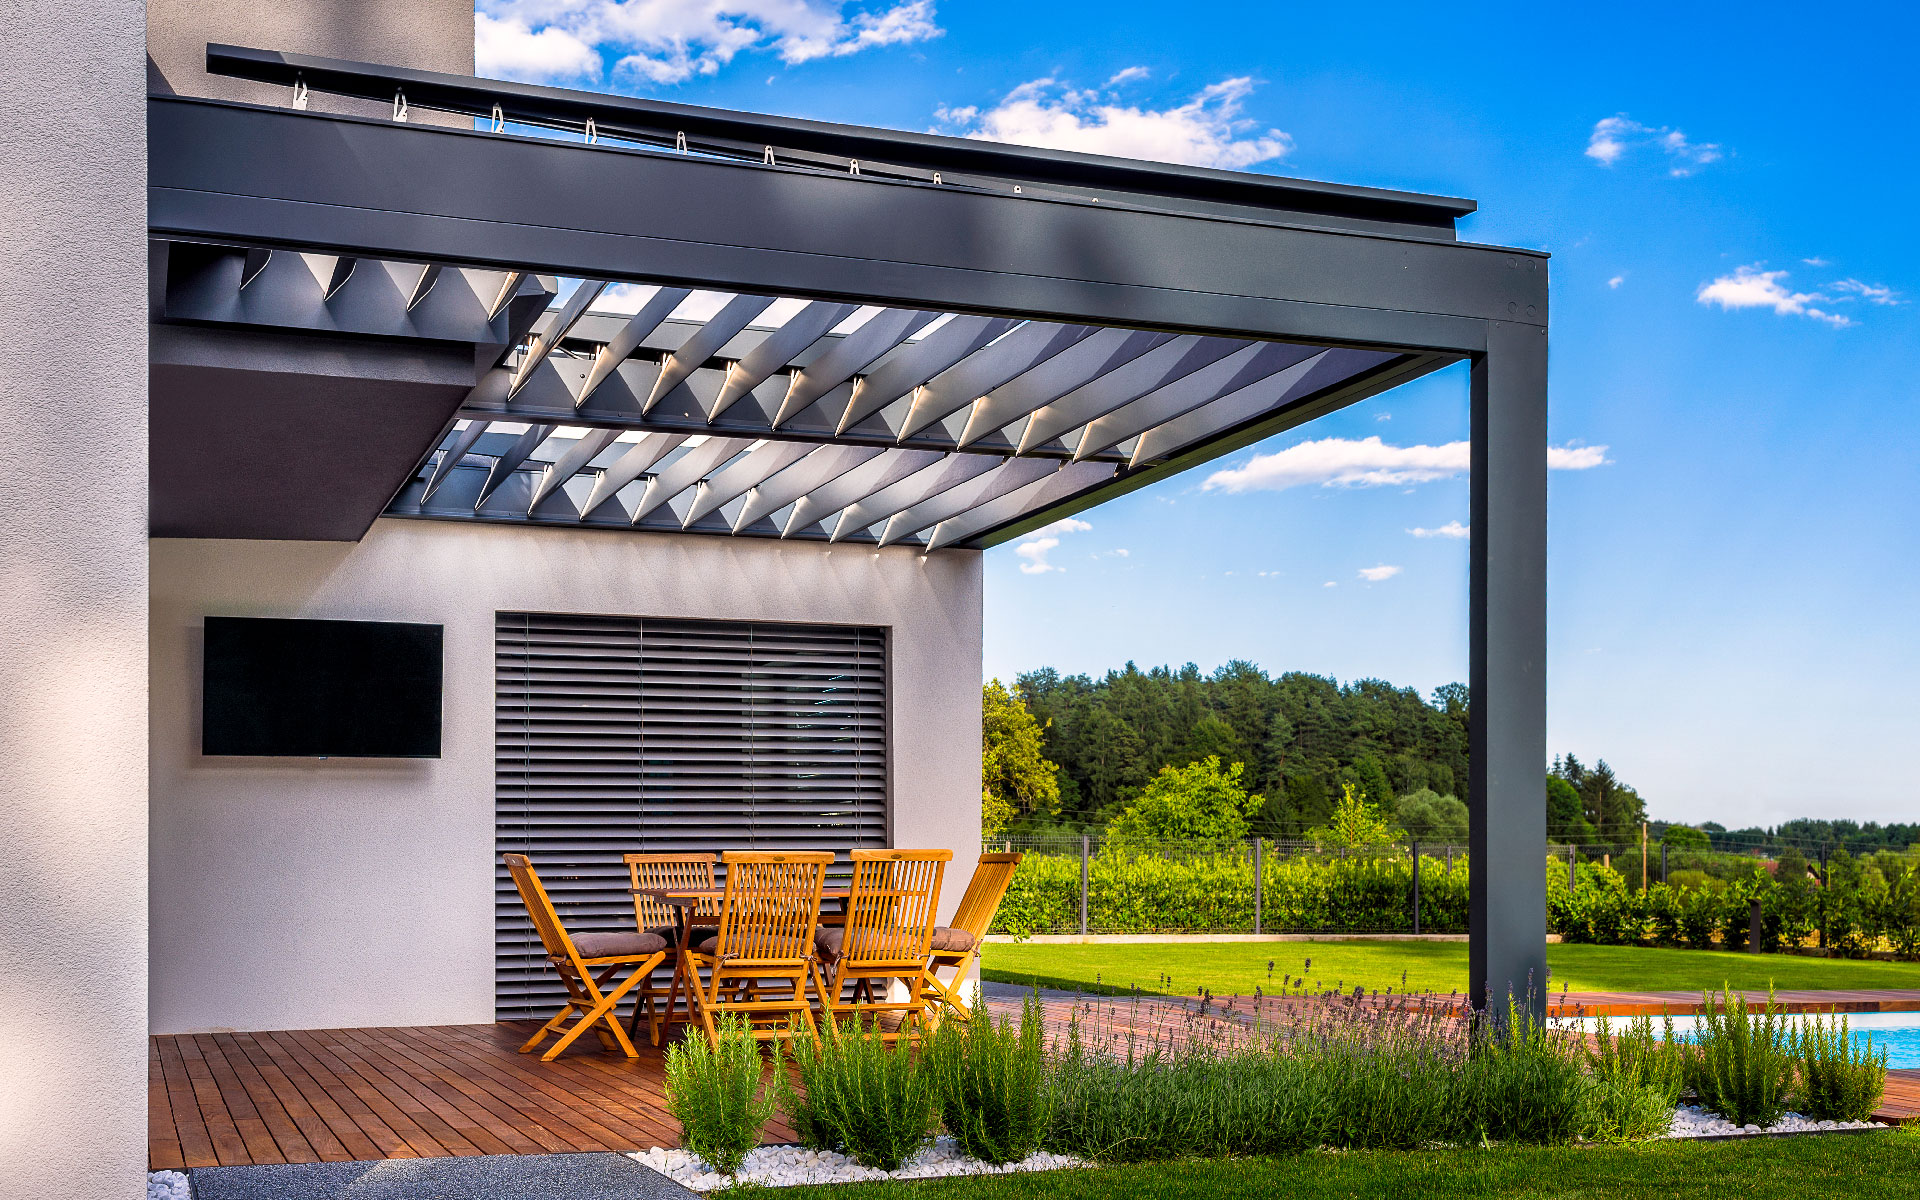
[999, 661, 1658, 844]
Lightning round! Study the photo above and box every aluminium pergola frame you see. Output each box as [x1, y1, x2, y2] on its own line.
[148, 44, 1549, 1016]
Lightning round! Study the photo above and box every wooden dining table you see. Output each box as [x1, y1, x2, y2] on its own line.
[629, 886, 852, 1040]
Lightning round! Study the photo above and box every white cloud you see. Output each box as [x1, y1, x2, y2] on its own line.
[476, 13, 601, 81]
[1358, 565, 1402, 582]
[1106, 65, 1151, 86]
[1024, 516, 1091, 539]
[1586, 114, 1722, 175]
[1802, 257, 1831, 267]
[1830, 278, 1901, 306]
[1608, 274, 1626, 289]
[937, 75, 1291, 169]
[1111, 548, 1130, 557]
[1547, 444, 1610, 470]
[1014, 537, 1061, 574]
[475, 0, 940, 86]
[1323, 581, 1337, 588]
[1409, 520, 1469, 539]
[1203, 435, 1610, 494]
[1013, 516, 1091, 573]
[1696, 265, 1851, 327]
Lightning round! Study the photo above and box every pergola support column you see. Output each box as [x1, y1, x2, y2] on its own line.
[1468, 318, 1549, 1025]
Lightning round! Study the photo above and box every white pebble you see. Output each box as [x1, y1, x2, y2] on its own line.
[147, 1172, 191, 1200]
[631, 1136, 1085, 1191]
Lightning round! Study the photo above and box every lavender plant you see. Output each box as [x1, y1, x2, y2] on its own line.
[924, 991, 1054, 1164]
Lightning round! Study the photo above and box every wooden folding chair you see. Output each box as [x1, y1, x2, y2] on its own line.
[685, 850, 832, 1047]
[812, 849, 951, 1042]
[624, 852, 718, 1045]
[503, 853, 668, 1062]
[920, 852, 1022, 1025]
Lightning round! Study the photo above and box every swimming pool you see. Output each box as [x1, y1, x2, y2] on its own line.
[1572, 1011, 1920, 1069]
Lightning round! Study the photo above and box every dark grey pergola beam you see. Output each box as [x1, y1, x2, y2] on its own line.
[149, 101, 1543, 358]
[149, 50, 1550, 1019]
[204, 44, 1474, 238]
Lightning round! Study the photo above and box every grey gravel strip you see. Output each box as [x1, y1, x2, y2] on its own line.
[188, 1153, 696, 1200]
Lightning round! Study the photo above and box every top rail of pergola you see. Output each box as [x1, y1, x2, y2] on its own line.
[146, 45, 1546, 551]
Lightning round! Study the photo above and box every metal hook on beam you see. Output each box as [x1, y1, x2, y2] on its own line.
[490, 103, 505, 133]
[675, 131, 688, 154]
[764, 145, 776, 166]
[291, 76, 309, 111]
[584, 118, 598, 145]
[392, 89, 409, 123]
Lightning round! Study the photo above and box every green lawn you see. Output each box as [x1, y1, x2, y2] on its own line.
[980, 940, 1920, 998]
[748, 1133, 1920, 1200]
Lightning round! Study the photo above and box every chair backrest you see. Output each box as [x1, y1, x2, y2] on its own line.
[713, 851, 833, 963]
[625, 853, 718, 931]
[842, 849, 952, 964]
[503, 852, 585, 974]
[947, 852, 1023, 941]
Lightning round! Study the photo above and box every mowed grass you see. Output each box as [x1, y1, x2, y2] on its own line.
[980, 939, 1920, 997]
[752, 1132, 1920, 1200]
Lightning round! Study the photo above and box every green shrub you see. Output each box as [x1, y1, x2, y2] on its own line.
[1308, 1017, 1455, 1150]
[781, 1020, 939, 1170]
[1048, 1027, 1331, 1163]
[925, 992, 1054, 1164]
[1687, 986, 1796, 1128]
[663, 1016, 777, 1176]
[1580, 1077, 1676, 1143]
[1587, 1014, 1686, 1106]
[1677, 886, 1722, 949]
[1450, 1011, 1589, 1145]
[1794, 1011, 1888, 1122]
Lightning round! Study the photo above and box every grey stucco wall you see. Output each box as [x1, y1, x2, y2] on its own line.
[147, 0, 474, 123]
[150, 522, 983, 1034]
[0, 0, 150, 1194]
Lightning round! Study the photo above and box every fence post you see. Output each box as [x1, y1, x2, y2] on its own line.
[1819, 846, 1829, 948]
[1568, 844, 1577, 892]
[1078, 834, 1089, 936]
[1661, 841, 1668, 885]
[1253, 837, 1264, 935]
[1411, 840, 1422, 935]
[1445, 845, 1453, 874]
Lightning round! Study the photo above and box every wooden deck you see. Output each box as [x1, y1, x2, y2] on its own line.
[149, 1021, 798, 1170]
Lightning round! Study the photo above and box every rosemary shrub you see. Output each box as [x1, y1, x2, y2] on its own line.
[662, 1016, 777, 1176]
[1794, 1011, 1888, 1122]
[924, 992, 1054, 1164]
[1687, 986, 1795, 1128]
[1588, 1013, 1687, 1105]
[781, 1020, 940, 1171]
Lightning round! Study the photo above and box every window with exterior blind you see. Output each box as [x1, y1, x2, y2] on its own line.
[494, 612, 887, 1019]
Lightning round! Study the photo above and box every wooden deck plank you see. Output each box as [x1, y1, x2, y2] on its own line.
[208, 1033, 323, 1165]
[155, 1037, 220, 1168]
[306, 1029, 489, 1157]
[172, 1035, 259, 1165]
[278, 1027, 451, 1160]
[249, 1031, 391, 1161]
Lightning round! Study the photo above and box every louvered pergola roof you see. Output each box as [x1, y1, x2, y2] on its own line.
[148, 45, 1537, 551]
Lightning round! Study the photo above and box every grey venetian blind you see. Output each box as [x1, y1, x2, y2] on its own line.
[494, 612, 887, 1019]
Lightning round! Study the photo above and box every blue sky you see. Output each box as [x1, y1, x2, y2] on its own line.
[475, 1, 1918, 827]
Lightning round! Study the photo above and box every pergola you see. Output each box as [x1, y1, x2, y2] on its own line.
[149, 44, 1549, 1013]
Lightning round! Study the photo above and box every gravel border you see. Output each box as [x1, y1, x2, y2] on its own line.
[632, 1139, 1084, 1191]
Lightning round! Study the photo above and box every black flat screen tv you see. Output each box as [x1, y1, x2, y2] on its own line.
[202, 616, 444, 758]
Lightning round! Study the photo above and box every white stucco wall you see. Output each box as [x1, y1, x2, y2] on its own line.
[0, 0, 149, 1195]
[150, 521, 983, 1034]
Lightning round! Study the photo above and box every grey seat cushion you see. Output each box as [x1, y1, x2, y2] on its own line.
[929, 926, 976, 953]
[571, 930, 668, 959]
[814, 925, 910, 964]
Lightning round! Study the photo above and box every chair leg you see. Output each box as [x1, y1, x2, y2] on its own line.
[538, 957, 658, 1062]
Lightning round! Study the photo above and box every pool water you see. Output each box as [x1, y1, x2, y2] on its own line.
[1575, 1012, 1920, 1069]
